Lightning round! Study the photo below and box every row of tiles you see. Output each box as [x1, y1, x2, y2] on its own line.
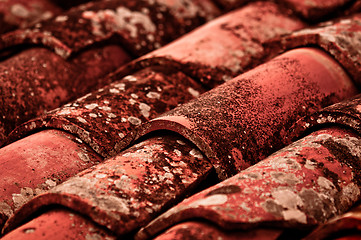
[1, 0, 361, 239]
[1, 0, 361, 34]
[1, 0, 361, 145]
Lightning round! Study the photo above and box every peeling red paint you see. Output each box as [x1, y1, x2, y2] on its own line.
[134, 47, 357, 179]
[135, 127, 361, 239]
[6, 66, 206, 157]
[265, 13, 361, 85]
[1, 209, 116, 240]
[113, 1, 306, 88]
[3, 135, 213, 236]
[0, 129, 103, 227]
[0, 0, 62, 34]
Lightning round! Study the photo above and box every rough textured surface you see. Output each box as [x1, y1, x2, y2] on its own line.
[278, 0, 354, 21]
[5, 1, 306, 156]
[0, 45, 130, 145]
[0, 1, 360, 239]
[292, 94, 361, 142]
[113, 1, 306, 89]
[305, 204, 361, 239]
[1, 209, 116, 240]
[265, 13, 361, 86]
[6, 66, 205, 157]
[0, 0, 221, 146]
[153, 221, 282, 240]
[136, 127, 361, 239]
[0, 129, 103, 227]
[0, 0, 62, 34]
[3, 135, 213, 236]
[0, 0, 220, 59]
[134, 48, 357, 179]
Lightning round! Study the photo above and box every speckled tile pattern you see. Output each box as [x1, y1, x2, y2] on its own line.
[0, 1, 360, 239]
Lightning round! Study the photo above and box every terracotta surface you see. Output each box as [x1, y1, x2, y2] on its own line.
[114, 1, 306, 88]
[305, 204, 361, 239]
[136, 126, 361, 239]
[0, 0, 360, 239]
[211, 0, 249, 10]
[0, 0, 62, 34]
[0, 45, 130, 145]
[5, 1, 307, 157]
[0, 0, 220, 145]
[0, 129, 103, 227]
[293, 94, 361, 142]
[134, 47, 357, 179]
[1, 209, 116, 240]
[0, 1, 308, 228]
[265, 13, 361, 85]
[3, 135, 213, 236]
[0, 0, 220, 58]
[278, 0, 354, 21]
[153, 221, 282, 240]
[6, 66, 205, 158]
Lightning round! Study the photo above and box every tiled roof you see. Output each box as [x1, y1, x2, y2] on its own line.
[0, 0, 360, 239]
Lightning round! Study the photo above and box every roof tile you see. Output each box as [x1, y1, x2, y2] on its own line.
[116, 1, 306, 88]
[0, 0, 360, 239]
[136, 126, 361, 239]
[265, 13, 361, 85]
[0, 129, 102, 226]
[3, 135, 213, 236]
[135, 47, 357, 179]
[7, 66, 205, 157]
[0, 0, 220, 145]
[0, 0, 62, 34]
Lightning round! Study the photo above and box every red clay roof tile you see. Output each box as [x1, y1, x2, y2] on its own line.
[0, 0, 220, 145]
[152, 221, 283, 240]
[278, 0, 354, 21]
[0, 129, 103, 226]
[135, 47, 357, 179]
[7, 66, 205, 157]
[292, 94, 361, 143]
[3, 135, 212, 236]
[2, 209, 116, 240]
[0, 0, 219, 58]
[136, 126, 361, 239]
[0, 0, 62, 34]
[116, 1, 306, 88]
[0, 45, 130, 144]
[0, 0, 360, 239]
[265, 13, 361, 85]
[305, 204, 361, 239]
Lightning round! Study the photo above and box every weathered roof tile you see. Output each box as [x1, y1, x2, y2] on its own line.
[115, 1, 306, 88]
[265, 13, 361, 85]
[0, 1, 360, 239]
[0, 45, 130, 145]
[0, 129, 103, 227]
[0, 0, 62, 34]
[7, 66, 205, 157]
[3, 135, 213, 236]
[136, 126, 361, 239]
[0, 0, 220, 145]
[134, 48, 357, 179]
